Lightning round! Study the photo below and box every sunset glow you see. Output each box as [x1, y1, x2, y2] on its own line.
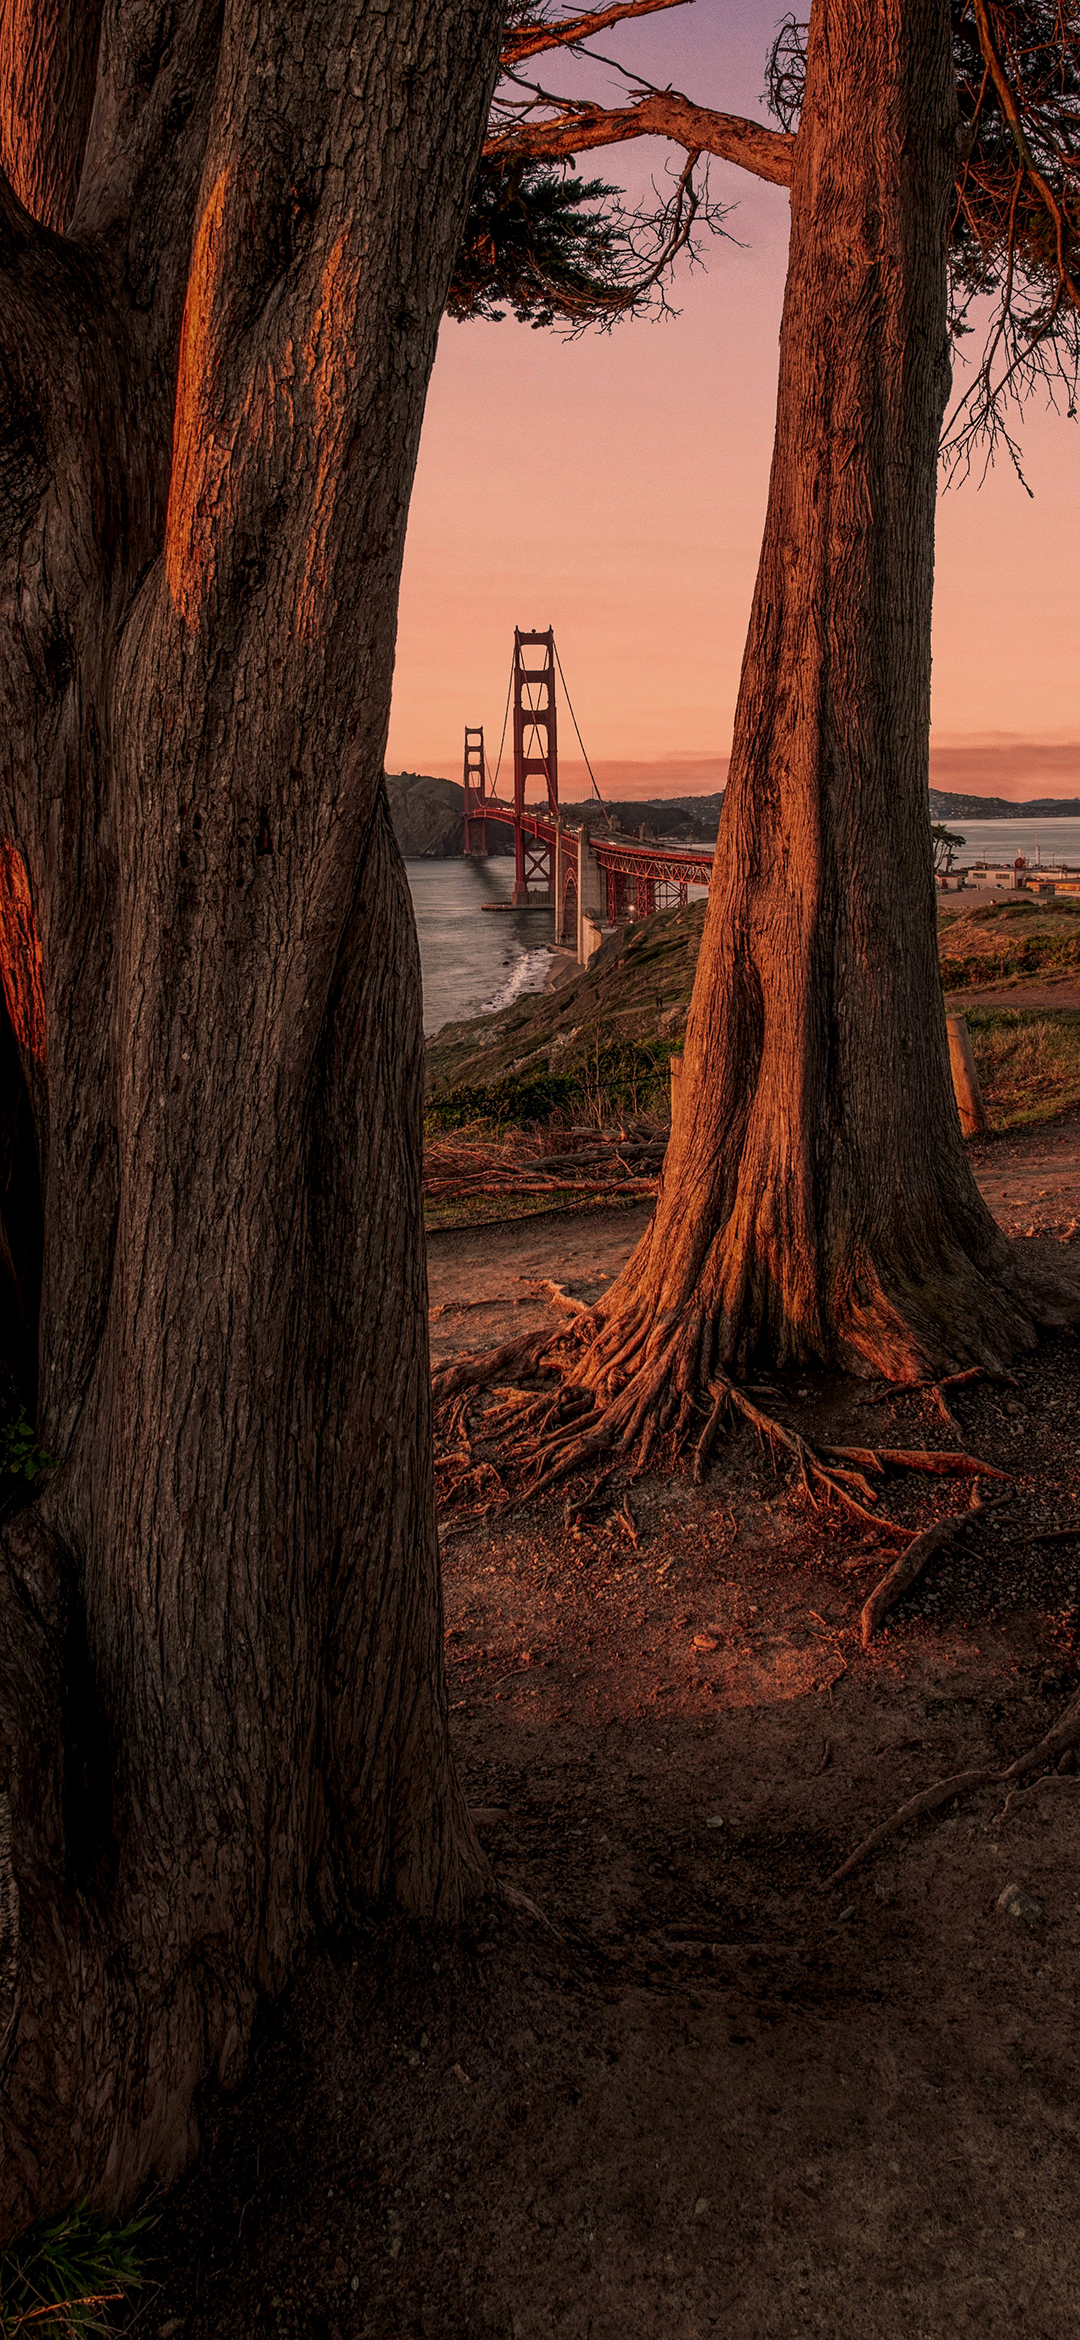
[386, 0, 1080, 802]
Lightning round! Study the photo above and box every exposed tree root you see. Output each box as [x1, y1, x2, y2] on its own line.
[825, 1686, 1080, 1889]
[858, 1483, 1013, 1648]
[432, 1307, 1011, 1549]
[995, 1774, 1080, 1822]
[888, 1365, 1020, 1434]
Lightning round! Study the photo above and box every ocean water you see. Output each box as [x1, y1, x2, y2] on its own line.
[405, 857, 554, 1036]
[950, 816, 1080, 869]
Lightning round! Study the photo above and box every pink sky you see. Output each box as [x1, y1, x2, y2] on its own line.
[386, 1, 1080, 803]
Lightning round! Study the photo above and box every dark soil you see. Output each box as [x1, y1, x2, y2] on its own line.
[140, 1194, 1080, 2340]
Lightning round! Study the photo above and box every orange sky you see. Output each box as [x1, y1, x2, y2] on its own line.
[386, 1, 1080, 803]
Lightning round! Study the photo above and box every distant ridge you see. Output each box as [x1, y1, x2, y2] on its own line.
[929, 790, 1080, 821]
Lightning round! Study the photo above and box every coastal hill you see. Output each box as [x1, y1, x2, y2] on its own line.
[388, 771, 1080, 858]
[929, 789, 1080, 822]
[385, 771, 489, 858]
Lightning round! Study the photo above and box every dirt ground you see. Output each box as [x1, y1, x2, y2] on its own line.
[145, 1114, 1080, 2340]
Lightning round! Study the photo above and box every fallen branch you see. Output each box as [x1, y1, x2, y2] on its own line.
[825, 1686, 1080, 1889]
[823, 1444, 1009, 1482]
[859, 1483, 1012, 1648]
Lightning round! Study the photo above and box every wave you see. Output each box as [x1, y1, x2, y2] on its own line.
[483, 947, 554, 1014]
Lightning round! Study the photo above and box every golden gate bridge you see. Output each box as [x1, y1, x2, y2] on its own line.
[462, 628, 714, 962]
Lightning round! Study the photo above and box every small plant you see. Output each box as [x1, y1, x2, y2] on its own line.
[0, 2204, 148, 2336]
[0, 1411, 54, 1487]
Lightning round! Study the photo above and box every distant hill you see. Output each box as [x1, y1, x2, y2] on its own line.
[929, 789, 1080, 822]
[386, 771, 514, 858]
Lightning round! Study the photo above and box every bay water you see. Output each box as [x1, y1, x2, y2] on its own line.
[405, 856, 554, 1036]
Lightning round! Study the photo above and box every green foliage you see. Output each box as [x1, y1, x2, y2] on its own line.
[0, 1410, 53, 1487]
[0, 2204, 148, 2336]
[426, 1070, 576, 1131]
[572, 1033, 675, 1126]
[425, 1033, 677, 1134]
[447, 157, 645, 329]
[931, 822, 965, 873]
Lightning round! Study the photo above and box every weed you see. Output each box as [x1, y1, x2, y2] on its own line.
[0, 2204, 148, 2336]
[0, 1411, 54, 1488]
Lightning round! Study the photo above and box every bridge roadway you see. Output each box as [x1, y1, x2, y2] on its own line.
[482, 793, 715, 929]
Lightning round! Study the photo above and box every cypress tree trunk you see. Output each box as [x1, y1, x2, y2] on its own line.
[0, 0, 502, 2237]
[564, 0, 1068, 1405]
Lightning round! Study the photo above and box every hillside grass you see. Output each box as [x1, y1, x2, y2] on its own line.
[968, 1007, 1080, 1130]
[424, 898, 1080, 1159]
[938, 896, 1080, 991]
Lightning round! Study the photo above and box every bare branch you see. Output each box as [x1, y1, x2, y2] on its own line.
[485, 87, 794, 187]
[501, 0, 693, 67]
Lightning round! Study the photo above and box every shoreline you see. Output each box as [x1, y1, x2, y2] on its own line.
[544, 942, 579, 993]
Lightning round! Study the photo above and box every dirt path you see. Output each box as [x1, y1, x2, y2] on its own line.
[429, 1110, 1080, 1355]
[946, 980, 1080, 1011]
[147, 1125, 1080, 2340]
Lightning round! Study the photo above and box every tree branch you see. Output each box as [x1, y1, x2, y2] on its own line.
[485, 88, 794, 186]
[971, 0, 1080, 312]
[501, 0, 693, 67]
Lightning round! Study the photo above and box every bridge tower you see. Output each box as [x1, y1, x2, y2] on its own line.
[462, 725, 488, 856]
[512, 628, 559, 905]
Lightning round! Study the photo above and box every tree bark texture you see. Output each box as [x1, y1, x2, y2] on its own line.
[589, 0, 1069, 1388]
[0, 0, 503, 2237]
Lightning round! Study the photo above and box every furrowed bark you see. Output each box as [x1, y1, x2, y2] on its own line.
[0, 0, 502, 2240]
[0, 0, 103, 231]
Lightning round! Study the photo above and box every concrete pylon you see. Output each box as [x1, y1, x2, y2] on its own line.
[576, 827, 607, 965]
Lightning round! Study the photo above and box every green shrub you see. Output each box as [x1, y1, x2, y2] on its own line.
[426, 1031, 679, 1134]
[426, 1070, 577, 1131]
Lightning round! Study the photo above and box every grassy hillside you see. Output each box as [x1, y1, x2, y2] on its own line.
[425, 893, 1080, 1144]
[426, 900, 705, 1129]
[938, 896, 1080, 990]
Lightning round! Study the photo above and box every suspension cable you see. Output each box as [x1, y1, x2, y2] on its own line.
[552, 640, 609, 820]
[490, 648, 515, 792]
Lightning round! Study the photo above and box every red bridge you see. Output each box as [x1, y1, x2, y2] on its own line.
[463, 629, 715, 957]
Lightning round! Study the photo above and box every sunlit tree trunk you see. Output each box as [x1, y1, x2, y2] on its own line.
[578, 0, 1064, 1399]
[0, 0, 501, 2236]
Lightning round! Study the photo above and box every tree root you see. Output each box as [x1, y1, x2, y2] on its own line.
[431, 1314, 1011, 1557]
[858, 1483, 1013, 1648]
[887, 1365, 1020, 1434]
[824, 1686, 1080, 1888]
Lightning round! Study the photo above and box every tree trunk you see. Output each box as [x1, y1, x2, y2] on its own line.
[0, 0, 503, 2238]
[569, 0, 1071, 1402]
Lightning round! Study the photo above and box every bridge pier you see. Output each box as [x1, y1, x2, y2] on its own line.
[576, 826, 608, 966]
